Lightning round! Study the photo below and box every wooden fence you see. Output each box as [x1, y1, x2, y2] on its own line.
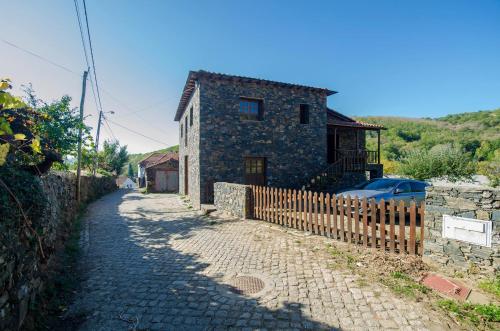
[251, 186, 425, 255]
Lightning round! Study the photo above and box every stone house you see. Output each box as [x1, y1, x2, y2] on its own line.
[175, 70, 384, 208]
[144, 152, 179, 193]
[137, 152, 173, 188]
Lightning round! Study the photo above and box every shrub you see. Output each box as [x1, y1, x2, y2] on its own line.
[398, 144, 475, 182]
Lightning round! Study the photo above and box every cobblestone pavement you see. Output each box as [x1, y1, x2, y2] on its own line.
[68, 190, 449, 330]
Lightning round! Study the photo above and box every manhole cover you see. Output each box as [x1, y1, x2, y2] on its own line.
[229, 276, 265, 295]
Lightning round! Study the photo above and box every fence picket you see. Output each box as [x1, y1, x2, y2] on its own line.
[371, 199, 377, 250]
[250, 186, 423, 257]
[332, 195, 338, 239]
[298, 191, 303, 230]
[292, 190, 297, 228]
[307, 191, 312, 233]
[354, 197, 360, 244]
[399, 200, 406, 254]
[379, 199, 386, 252]
[319, 192, 325, 236]
[326, 193, 331, 238]
[419, 202, 425, 255]
[409, 201, 416, 255]
[389, 200, 396, 253]
[339, 195, 345, 242]
[346, 196, 352, 243]
[362, 198, 368, 247]
[312, 192, 318, 234]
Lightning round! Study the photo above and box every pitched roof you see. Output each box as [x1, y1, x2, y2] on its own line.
[145, 152, 179, 169]
[327, 108, 385, 130]
[174, 70, 337, 121]
[138, 153, 166, 167]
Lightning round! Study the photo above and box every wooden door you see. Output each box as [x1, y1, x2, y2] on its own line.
[167, 170, 178, 192]
[184, 156, 189, 195]
[155, 171, 167, 192]
[244, 157, 266, 186]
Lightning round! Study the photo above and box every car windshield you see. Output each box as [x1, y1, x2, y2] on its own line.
[358, 179, 400, 191]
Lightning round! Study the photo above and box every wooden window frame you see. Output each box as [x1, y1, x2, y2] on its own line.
[239, 97, 263, 121]
[299, 104, 310, 124]
[184, 116, 188, 147]
[244, 157, 267, 186]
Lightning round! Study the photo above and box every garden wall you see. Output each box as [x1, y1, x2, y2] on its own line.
[214, 182, 252, 219]
[0, 171, 116, 330]
[424, 184, 499, 277]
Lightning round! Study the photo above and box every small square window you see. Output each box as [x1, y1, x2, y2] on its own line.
[239, 98, 262, 120]
[300, 104, 310, 124]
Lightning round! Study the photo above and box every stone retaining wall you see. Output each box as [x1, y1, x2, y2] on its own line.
[0, 171, 116, 330]
[424, 184, 499, 277]
[214, 182, 252, 219]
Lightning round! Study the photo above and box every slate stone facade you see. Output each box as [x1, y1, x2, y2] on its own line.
[424, 184, 499, 278]
[213, 182, 253, 219]
[177, 72, 330, 208]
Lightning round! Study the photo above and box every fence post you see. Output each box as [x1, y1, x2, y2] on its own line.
[308, 191, 313, 233]
[346, 195, 352, 243]
[419, 201, 425, 255]
[292, 190, 297, 228]
[379, 199, 386, 252]
[362, 197, 368, 247]
[389, 199, 396, 253]
[399, 200, 406, 254]
[326, 193, 331, 238]
[371, 199, 377, 250]
[354, 197, 360, 244]
[339, 195, 345, 242]
[409, 201, 416, 255]
[332, 194, 338, 239]
[319, 192, 324, 236]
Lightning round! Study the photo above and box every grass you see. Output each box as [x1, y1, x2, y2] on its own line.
[478, 276, 500, 299]
[438, 299, 500, 329]
[381, 271, 429, 299]
[325, 244, 358, 270]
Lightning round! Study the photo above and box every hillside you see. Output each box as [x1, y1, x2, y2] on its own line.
[123, 145, 179, 176]
[355, 108, 500, 177]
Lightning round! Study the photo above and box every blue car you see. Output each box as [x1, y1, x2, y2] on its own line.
[339, 178, 429, 205]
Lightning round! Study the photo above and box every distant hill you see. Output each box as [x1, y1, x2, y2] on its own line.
[123, 145, 179, 176]
[355, 108, 500, 175]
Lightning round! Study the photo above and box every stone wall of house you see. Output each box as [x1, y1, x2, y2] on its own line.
[179, 83, 201, 208]
[214, 182, 253, 219]
[423, 184, 499, 277]
[0, 172, 116, 330]
[199, 76, 328, 206]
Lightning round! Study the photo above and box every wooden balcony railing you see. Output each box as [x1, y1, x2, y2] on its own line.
[336, 149, 380, 165]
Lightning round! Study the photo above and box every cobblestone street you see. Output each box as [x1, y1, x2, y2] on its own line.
[68, 190, 449, 330]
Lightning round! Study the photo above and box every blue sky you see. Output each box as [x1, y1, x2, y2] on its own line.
[2, 0, 500, 153]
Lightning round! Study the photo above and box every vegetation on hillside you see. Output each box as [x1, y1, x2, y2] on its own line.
[357, 108, 500, 185]
[124, 145, 179, 176]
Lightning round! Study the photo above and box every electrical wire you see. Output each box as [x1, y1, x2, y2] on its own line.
[106, 118, 170, 147]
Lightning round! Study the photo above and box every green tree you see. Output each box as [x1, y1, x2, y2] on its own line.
[399, 144, 476, 182]
[127, 163, 135, 179]
[99, 140, 129, 175]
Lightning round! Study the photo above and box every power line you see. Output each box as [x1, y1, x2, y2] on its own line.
[81, 0, 104, 114]
[106, 118, 169, 146]
[103, 116, 118, 142]
[1, 39, 80, 76]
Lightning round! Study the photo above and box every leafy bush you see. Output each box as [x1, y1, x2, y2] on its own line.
[398, 144, 476, 181]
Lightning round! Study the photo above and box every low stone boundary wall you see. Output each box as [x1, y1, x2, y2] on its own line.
[0, 171, 116, 330]
[214, 182, 252, 219]
[424, 184, 499, 277]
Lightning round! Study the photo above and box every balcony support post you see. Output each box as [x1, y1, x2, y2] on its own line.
[377, 129, 381, 164]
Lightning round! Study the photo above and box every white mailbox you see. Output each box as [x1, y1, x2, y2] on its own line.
[442, 215, 492, 247]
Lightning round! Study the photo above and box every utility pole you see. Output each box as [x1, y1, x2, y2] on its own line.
[93, 110, 102, 175]
[76, 69, 89, 202]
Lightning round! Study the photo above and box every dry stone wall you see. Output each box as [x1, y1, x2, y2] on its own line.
[214, 182, 252, 219]
[0, 171, 116, 330]
[424, 184, 499, 277]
